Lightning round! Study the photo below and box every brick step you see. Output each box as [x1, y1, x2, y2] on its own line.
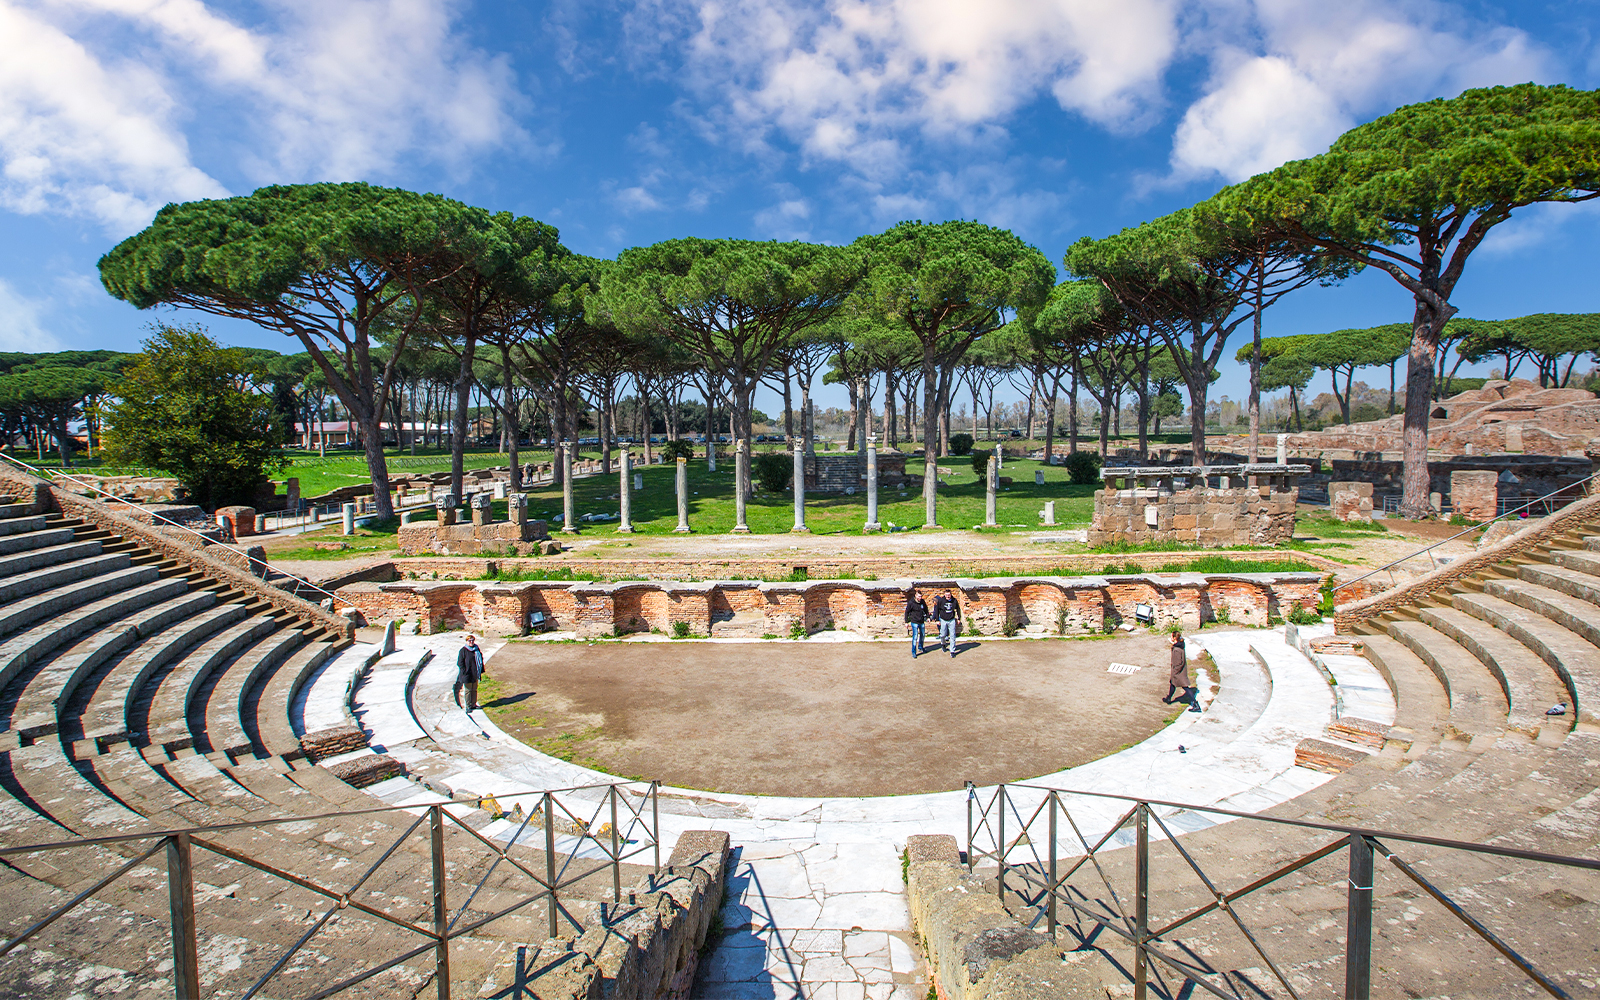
[136, 616, 280, 752]
[0, 526, 75, 557]
[0, 551, 131, 611]
[1419, 605, 1569, 742]
[1381, 620, 1510, 737]
[3, 590, 214, 740]
[193, 627, 313, 760]
[72, 603, 251, 748]
[0, 576, 185, 696]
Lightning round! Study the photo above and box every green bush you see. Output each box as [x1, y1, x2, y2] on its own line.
[1286, 603, 1323, 626]
[659, 439, 697, 462]
[1063, 450, 1102, 485]
[752, 451, 793, 492]
[947, 432, 974, 456]
[970, 449, 994, 476]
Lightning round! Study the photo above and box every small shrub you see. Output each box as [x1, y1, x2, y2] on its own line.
[1213, 606, 1232, 625]
[1064, 450, 1102, 485]
[752, 452, 793, 492]
[1287, 603, 1323, 626]
[671, 621, 691, 639]
[1002, 618, 1018, 637]
[660, 439, 696, 462]
[970, 449, 993, 476]
[947, 432, 974, 456]
[789, 620, 808, 640]
[761, 633, 778, 640]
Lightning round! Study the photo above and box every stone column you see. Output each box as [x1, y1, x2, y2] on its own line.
[342, 502, 356, 536]
[708, 442, 717, 472]
[618, 451, 634, 533]
[437, 494, 458, 526]
[254, 513, 267, 534]
[985, 455, 998, 526]
[864, 441, 881, 532]
[732, 439, 750, 533]
[493, 480, 506, 500]
[1276, 434, 1288, 466]
[791, 446, 808, 532]
[673, 457, 692, 532]
[508, 492, 528, 528]
[1042, 500, 1056, 525]
[561, 441, 577, 534]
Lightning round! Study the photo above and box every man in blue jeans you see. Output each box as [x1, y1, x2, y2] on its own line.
[904, 588, 929, 658]
[932, 591, 960, 657]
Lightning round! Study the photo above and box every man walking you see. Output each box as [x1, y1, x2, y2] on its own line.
[455, 633, 486, 712]
[904, 588, 929, 659]
[932, 590, 961, 657]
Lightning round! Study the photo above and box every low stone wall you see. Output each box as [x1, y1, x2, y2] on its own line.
[0, 464, 355, 641]
[1088, 466, 1304, 548]
[338, 571, 1325, 638]
[905, 834, 1098, 999]
[478, 830, 729, 999]
[1335, 489, 1600, 632]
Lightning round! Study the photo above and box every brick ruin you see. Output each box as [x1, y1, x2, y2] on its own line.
[336, 572, 1324, 638]
[1088, 464, 1308, 547]
[803, 451, 910, 491]
[396, 492, 552, 556]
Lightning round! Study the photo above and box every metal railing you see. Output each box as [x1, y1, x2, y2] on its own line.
[1335, 473, 1596, 596]
[965, 782, 1600, 999]
[0, 451, 351, 613]
[0, 781, 659, 1000]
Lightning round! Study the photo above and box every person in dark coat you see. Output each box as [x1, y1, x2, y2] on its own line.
[932, 591, 961, 657]
[455, 633, 486, 711]
[1165, 630, 1198, 711]
[904, 589, 929, 659]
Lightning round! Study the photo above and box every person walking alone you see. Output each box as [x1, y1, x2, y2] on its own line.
[933, 590, 961, 658]
[904, 588, 929, 659]
[1165, 630, 1199, 712]
[455, 633, 486, 712]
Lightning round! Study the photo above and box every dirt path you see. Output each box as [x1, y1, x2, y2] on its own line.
[476, 632, 1190, 797]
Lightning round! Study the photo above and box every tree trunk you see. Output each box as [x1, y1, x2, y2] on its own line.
[1399, 298, 1453, 518]
[1068, 366, 1079, 455]
[781, 365, 794, 444]
[1042, 373, 1060, 465]
[920, 344, 940, 527]
[885, 373, 898, 450]
[846, 380, 858, 451]
[1186, 366, 1208, 467]
[1247, 255, 1264, 463]
[449, 329, 476, 499]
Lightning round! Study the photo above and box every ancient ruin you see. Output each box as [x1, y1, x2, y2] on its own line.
[1088, 463, 1308, 547]
[395, 492, 554, 555]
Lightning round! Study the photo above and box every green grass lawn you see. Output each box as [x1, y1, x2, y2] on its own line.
[475, 455, 1100, 535]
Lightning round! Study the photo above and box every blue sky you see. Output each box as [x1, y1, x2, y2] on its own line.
[2, 0, 1598, 414]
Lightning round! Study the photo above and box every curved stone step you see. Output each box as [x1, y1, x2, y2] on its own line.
[0, 575, 183, 694]
[0, 556, 142, 633]
[194, 627, 313, 760]
[248, 636, 346, 758]
[0, 539, 105, 579]
[1459, 587, 1599, 728]
[0, 525, 74, 556]
[3, 591, 215, 741]
[1382, 620, 1509, 737]
[1421, 605, 1568, 742]
[1551, 547, 1600, 579]
[1, 743, 148, 843]
[73, 603, 250, 748]
[1518, 561, 1600, 609]
[0, 514, 47, 536]
[137, 616, 280, 752]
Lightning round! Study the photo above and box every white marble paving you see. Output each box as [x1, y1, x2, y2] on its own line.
[1293, 623, 1397, 725]
[294, 625, 1388, 998]
[291, 642, 380, 735]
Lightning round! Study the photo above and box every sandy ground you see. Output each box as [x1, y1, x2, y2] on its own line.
[475, 631, 1194, 798]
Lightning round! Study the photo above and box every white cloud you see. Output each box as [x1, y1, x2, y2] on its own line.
[0, 0, 529, 234]
[1478, 200, 1600, 257]
[1167, 0, 1550, 183]
[663, 0, 1181, 178]
[752, 192, 811, 238]
[0, 279, 64, 352]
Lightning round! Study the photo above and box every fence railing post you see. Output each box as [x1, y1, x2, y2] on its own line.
[544, 791, 559, 939]
[1135, 801, 1149, 1000]
[166, 832, 199, 1000]
[431, 804, 450, 1000]
[997, 784, 1007, 904]
[609, 786, 621, 902]
[1345, 833, 1373, 1000]
[1047, 791, 1058, 940]
[965, 783, 974, 872]
[651, 781, 661, 873]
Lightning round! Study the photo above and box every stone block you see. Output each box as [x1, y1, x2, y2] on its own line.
[1327, 717, 1390, 750]
[1450, 470, 1498, 521]
[216, 505, 256, 537]
[323, 754, 403, 788]
[1294, 738, 1369, 774]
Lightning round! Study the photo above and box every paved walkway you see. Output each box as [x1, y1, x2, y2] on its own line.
[293, 626, 1384, 998]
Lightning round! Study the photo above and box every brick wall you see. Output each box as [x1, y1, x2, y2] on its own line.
[338, 572, 1325, 639]
[1449, 469, 1498, 521]
[1088, 482, 1298, 547]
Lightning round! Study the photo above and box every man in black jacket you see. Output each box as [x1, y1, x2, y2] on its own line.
[932, 591, 960, 657]
[904, 589, 929, 659]
[455, 633, 486, 711]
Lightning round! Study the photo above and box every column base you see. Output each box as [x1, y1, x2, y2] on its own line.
[862, 522, 882, 532]
[561, 527, 580, 535]
[791, 526, 811, 533]
[616, 525, 635, 533]
[731, 525, 751, 534]
[673, 525, 694, 533]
